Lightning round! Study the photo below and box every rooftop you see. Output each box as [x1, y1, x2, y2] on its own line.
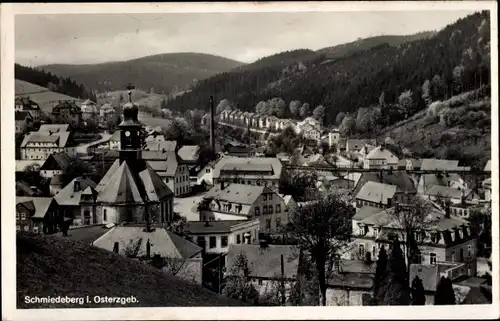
[355, 181, 397, 205]
[213, 156, 282, 180]
[186, 220, 259, 234]
[16, 197, 55, 219]
[203, 183, 271, 205]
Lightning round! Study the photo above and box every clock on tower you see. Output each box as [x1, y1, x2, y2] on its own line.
[118, 85, 142, 164]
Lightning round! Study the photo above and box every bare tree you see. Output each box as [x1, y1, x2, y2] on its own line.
[123, 237, 142, 258]
[284, 193, 353, 306]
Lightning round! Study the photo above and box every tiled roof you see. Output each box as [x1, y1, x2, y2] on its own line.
[54, 177, 97, 206]
[213, 156, 282, 180]
[186, 220, 258, 234]
[53, 100, 82, 113]
[96, 159, 173, 204]
[40, 152, 71, 171]
[484, 160, 491, 171]
[398, 158, 422, 168]
[425, 185, 468, 199]
[178, 145, 200, 162]
[347, 139, 376, 150]
[420, 158, 460, 171]
[327, 272, 374, 289]
[21, 131, 71, 148]
[49, 174, 64, 185]
[144, 140, 177, 152]
[16, 197, 55, 219]
[420, 173, 463, 191]
[365, 146, 398, 162]
[38, 124, 70, 133]
[226, 244, 299, 279]
[353, 171, 416, 196]
[204, 183, 270, 205]
[355, 181, 397, 205]
[93, 226, 202, 260]
[16, 181, 41, 197]
[353, 206, 382, 221]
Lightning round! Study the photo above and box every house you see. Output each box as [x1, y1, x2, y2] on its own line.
[328, 129, 340, 147]
[178, 145, 200, 166]
[424, 185, 479, 205]
[198, 183, 290, 234]
[355, 181, 400, 209]
[197, 161, 217, 186]
[144, 140, 177, 152]
[420, 158, 470, 172]
[51, 100, 83, 127]
[99, 103, 116, 124]
[15, 111, 33, 134]
[16, 197, 61, 234]
[484, 160, 491, 172]
[417, 173, 471, 196]
[398, 158, 422, 171]
[93, 225, 203, 284]
[346, 139, 376, 153]
[16, 181, 43, 197]
[15, 97, 42, 122]
[349, 205, 478, 278]
[300, 123, 322, 141]
[225, 144, 255, 158]
[185, 219, 260, 254]
[143, 151, 191, 196]
[353, 171, 417, 198]
[39, 152, 71, 178]
[212, 156, 283, 190]
[326, 260, 375, 306]
[363, 145, 399, 169]
[225, 244, 299, 297]
[20, 128, 74, 161]
[38, 124, 70, 134]
[54, 176, 99, 226]
[49, 174, 65, 196]
[80, 99, 97, 120]
[482, 178, 492, 202]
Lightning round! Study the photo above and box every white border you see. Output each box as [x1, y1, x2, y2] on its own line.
[1, 2, 499, 320]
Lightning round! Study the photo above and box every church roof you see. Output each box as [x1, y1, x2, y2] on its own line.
[96, 159, 173, 204]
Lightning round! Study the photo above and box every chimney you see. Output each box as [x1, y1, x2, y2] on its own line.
[209, 96, 216, 158]
[204, 220, 210, 227]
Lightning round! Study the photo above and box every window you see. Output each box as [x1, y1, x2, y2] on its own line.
[263, 194, 267, 201]
[21, 213, 26, 220]
[372, 246, 376, 256]
[258, 279, 263, 285]
[460, 248, 464, 261]
[373, 228, 378, 238]
[237, 235, 241, 244]
[276, 204, 281, 213]
[103, 209, 107, 221]
[221, 236, 228, 248]
[269, 206, 273, 214]
[33, 226, 39, 233]
[16, 213, 19, 220]
[206, 168, 211, 173]
[415, 254, 422, 264]
[255, 207, 260, 216]
[266, 219, 271, 230]
[358, 244, 365, 257]
[209, 236, 217, 249]
[276, 218, 281, 228]
[24, 225, 30, 232]
[269, 194, 273, 201]
[16, 225, 20, 231]
[468, 245, 472, 259]
[430, 253, 437, 265]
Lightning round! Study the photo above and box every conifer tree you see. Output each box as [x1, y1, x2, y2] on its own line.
[380, 240, 410, 305]
[373, 246, 388, 303]
[410, 275, 426, 305]
[434, 276, 456, 305]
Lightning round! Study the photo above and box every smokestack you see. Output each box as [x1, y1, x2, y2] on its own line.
[209, 96, 216, 157]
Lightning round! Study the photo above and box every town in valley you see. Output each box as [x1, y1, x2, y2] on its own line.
[13, 9, 493, 308]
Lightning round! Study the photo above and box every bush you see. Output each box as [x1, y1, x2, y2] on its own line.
[427, 101, 446, 117]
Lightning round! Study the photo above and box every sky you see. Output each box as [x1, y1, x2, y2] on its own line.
[15, 10, 476, 66]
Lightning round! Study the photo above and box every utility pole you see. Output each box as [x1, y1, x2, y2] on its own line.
[280, 254, 286, 306]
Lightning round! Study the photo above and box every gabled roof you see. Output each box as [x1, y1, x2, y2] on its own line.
[186, 220, 259, 234]
[21, 131, 71, 148]
[398, 158, 422, 168]
[226, 244, 299, 279]
[54, 177, 97, 206]
[145, 152, 180, 176]
[425, 185, 468, 199]
[38, 124, 70, 133]
[355, 181, 397, 205]
[16, 197, 55, 218]
[213, 156, 282, 180]
[203, 183, 270, 205]
[353, 171, 416, 196]
[420, 158, 460, 171]
[52, 100, 82, 113]
[484, 160, 491, 171]
[144, 140, 177, 152]
[81, 99, 96, 105]
[16, 181, 42, 197]
[353, 206, 382, 221]
[93, 226, 202, 260]
[365, 146, 398, 162]
[40, 152, 71, 171]
[347, 139, 376, 149]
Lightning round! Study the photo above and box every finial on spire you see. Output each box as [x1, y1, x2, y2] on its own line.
[126, 83, 135, 103]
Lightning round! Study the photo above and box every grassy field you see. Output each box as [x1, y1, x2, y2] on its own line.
[15, 79, 81, 113]
[17, 233, 246, 308]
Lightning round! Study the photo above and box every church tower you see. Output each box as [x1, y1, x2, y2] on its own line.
[119, 84, 142, 166]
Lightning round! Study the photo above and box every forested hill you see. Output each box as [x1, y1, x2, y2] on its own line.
[39, 53, 245, 95]
[15, 64, 97, 101]
[165, 11, 490, 127]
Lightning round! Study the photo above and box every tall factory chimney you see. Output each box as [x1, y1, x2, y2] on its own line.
[209, 96, 216, 157]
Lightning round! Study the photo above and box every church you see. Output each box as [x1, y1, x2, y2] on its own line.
[92, 90, 174, 225]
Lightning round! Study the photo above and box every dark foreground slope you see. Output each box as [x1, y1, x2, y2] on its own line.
[17, 233, 245, 308]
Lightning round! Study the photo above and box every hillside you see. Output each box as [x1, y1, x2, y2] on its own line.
[39, 52, 245, 95]
[379, 87, 491, 169]
[15, 79, 81, 113]
[316, 32, 437, 59]
[165, 11, 490, 128]
[17, 233, 245, 308]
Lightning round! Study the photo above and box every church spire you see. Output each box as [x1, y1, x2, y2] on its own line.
[119, 83, 142, 165]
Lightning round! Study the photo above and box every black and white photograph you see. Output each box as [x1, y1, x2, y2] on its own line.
[1, 1, 498, 320]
